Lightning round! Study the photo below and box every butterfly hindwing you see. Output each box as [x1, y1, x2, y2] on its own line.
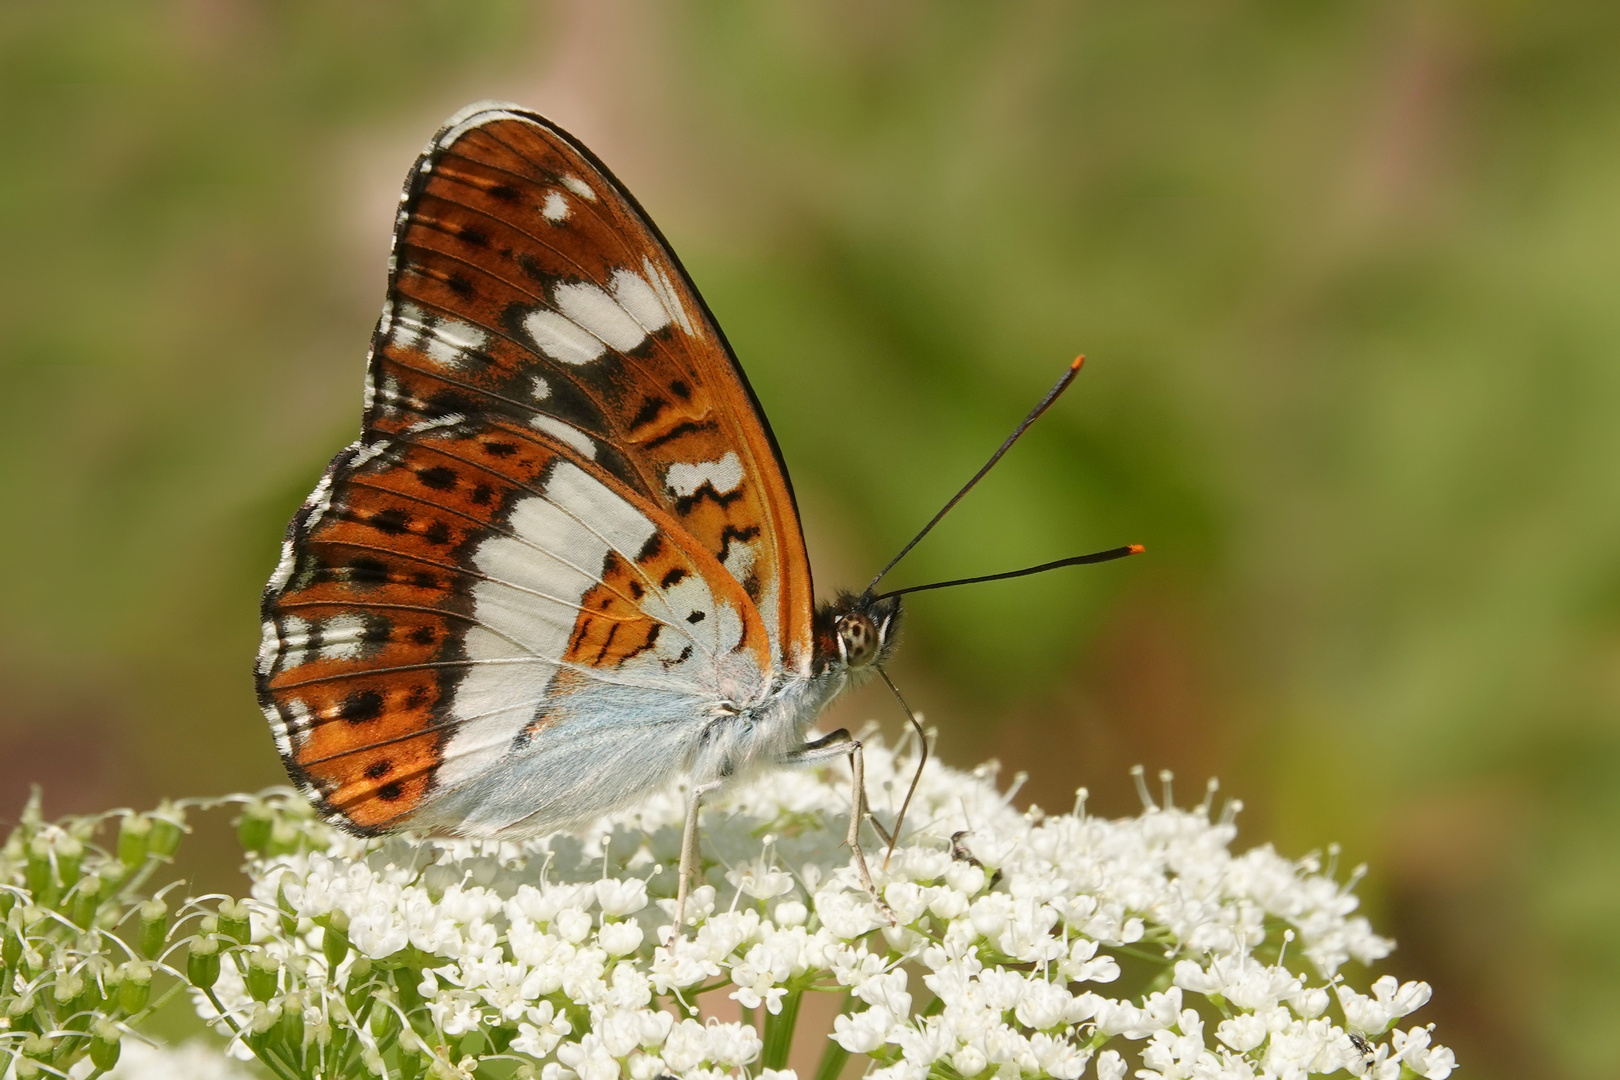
[259, 414, 771, 833]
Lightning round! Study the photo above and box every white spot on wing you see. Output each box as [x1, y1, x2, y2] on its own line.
[610, 268, 672, 335]
[545, 462, 658, 555]
[560, 174, 596, 201]
[554, 282, 647, 353]
[541, 191, 570, 222]
[664, 452, 745, 498]
[524, 308, 607, 365]
[643, 258, 697, 337]
[722, 538, 757, 586]
[316, 614, 368, 661]
[530, 375, 551, 400]
[387, 301, 488, 369]
[529, 414, 596, 459]
[437, 463, 670, 791]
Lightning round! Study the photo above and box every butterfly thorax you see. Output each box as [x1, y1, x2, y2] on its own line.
[683, 591, 901, 795]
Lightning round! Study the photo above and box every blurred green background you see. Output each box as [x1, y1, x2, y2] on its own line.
[3, 2, 1618, 1076]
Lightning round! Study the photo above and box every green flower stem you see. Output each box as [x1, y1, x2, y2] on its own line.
[812, 990, 854, 1080]
[203, 987, 299, 1080]
[761, 987, 802, 1071]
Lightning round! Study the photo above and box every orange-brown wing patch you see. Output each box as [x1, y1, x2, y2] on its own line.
[362, 105, 813, 672]
[258, 414, 770, 833]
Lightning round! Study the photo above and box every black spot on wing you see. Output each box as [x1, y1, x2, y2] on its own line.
[672, 482, 746, 516]
[417, 466, 458, 491]
[629, 396, 667, 430]
[340, 690, 384, 724]
[643, 419, 718, 452]
[348, 557, 389, 587]
[368, 507, 411, 535]
[717, 524, 762, 564]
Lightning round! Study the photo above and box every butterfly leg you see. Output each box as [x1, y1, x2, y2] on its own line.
[788, 730, 896, 924]
[669, 779, 724, 942]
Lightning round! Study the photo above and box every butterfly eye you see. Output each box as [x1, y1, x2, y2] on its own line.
[836, 613, 880, 667]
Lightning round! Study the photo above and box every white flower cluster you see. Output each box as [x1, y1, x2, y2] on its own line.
[191, 747, 1453, 1080]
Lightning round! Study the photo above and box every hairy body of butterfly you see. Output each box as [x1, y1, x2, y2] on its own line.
[256, 102, 904, 927]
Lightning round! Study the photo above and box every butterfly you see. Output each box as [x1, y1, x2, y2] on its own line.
[256, 101, 1137, 930]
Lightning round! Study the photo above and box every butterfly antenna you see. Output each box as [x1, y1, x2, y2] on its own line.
[874, 544, 1144, 601]
[866, 355, 1087, 594]
[877, 667, 928, 870]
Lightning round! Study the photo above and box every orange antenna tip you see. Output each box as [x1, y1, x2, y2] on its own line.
[1127, 544, 1146, 555]
[1070, 354, 1086, 371]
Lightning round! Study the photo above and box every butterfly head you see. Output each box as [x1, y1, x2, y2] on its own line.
[813, 592, 901, 676]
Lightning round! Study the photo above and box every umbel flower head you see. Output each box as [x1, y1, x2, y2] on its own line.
[0, 740, 1454, 1080]
[200, 741, 1448, 1080]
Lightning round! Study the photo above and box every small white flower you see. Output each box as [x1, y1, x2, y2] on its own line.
[1217, 1012, 1269, 1051]
[832, 1006, 894, 1054]
[553, 908, 594, 944]
[705, 1020, 762, 1067]
[950, 1043, 988, 1077]
[772, 899, 808, 927]
[1096, 1049, 1128, 1080]
[1013, 977, 1072, 1029]
[1393, 1025, 1456, 1079]
[594, 878, 648, 917]
[597, 918, 644, 957]
[661, 1018, 710, 1072]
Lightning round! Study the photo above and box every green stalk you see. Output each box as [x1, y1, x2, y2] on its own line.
[812, 991, 854, 1080]
[761, 988, 803, 1071]
[203, 988, 301, 1080]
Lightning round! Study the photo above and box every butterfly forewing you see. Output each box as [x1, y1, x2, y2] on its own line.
[367, 104, 811, 667]
[259, 104, 808, 834]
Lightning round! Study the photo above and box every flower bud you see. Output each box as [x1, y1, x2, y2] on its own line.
[90, 1019, 123, 1070]
[278, 992, 306, 1048]
[2, 927, 21, 969]
[237, 802, 275, 854]
[369, 999, 400, 1041]
[70, 874, 102, 929]
[52, 969, 84, 1006]
[54, 834, 84, 891]
[148, 806, 185, 859]
[269, 818, 301, 856]
[25, 837, 53, 900]
[321, 911, 350, 967]
[218, 898, 252, 945]
[187, 936, 221, 990]
[247, 950, 280, 1002]
[277, 882, 299, 937]
[117, 961, 152, 1014]
[245, 1001, 281, 1055]
[138, 899, 168, 957]
[117, 815, 152, 867]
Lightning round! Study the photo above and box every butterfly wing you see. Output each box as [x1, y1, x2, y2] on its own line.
[370, 103, 812, 666]
[257, 103, 811, 835]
